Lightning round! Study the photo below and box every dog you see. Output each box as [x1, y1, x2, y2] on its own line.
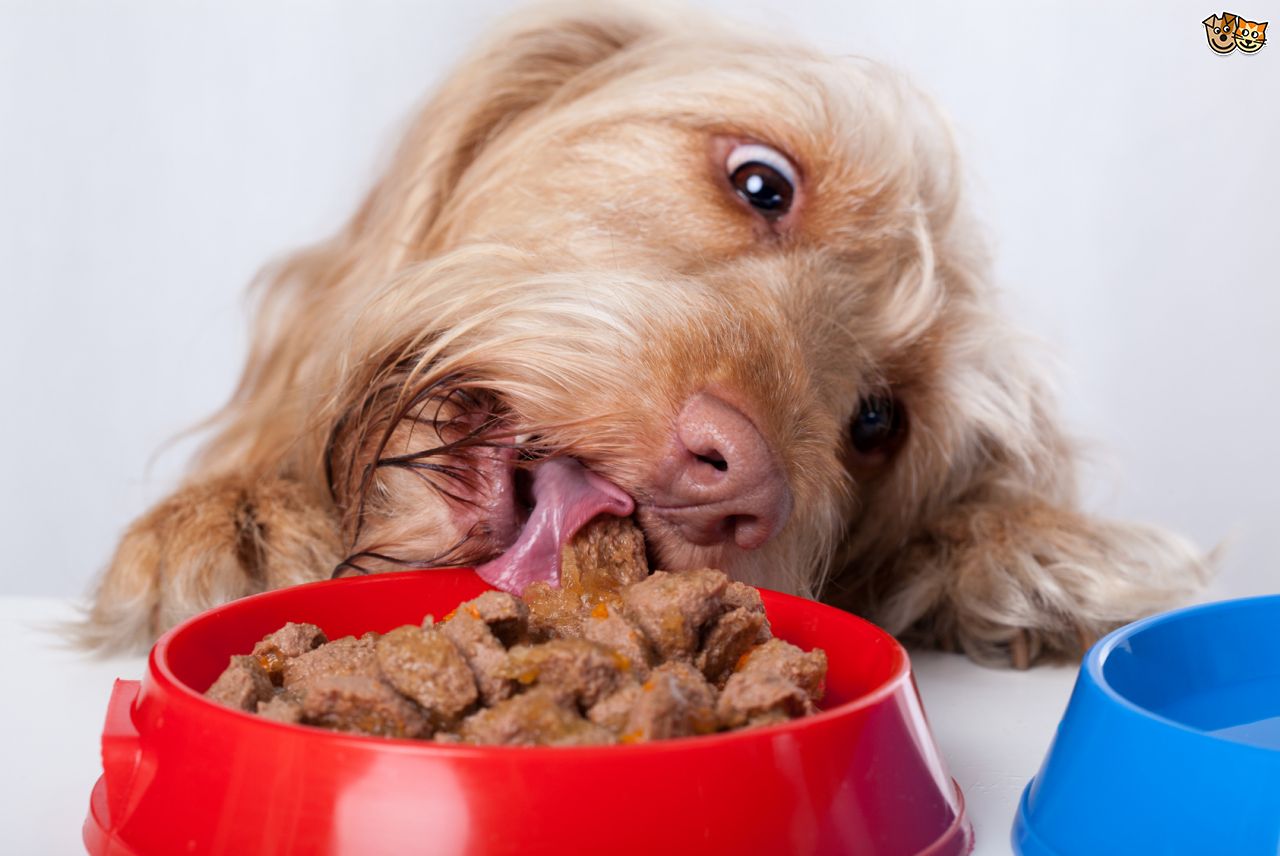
[83, 4, 1207, 667]
[1203, 13, 1238, 54]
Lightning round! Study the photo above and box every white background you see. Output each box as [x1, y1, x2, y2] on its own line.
[1, 0, 1277, 602]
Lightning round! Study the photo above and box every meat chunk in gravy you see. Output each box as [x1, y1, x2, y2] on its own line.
[376, 625, 477, 724]
[697, 607, 768, 687]
[300, 674, 431, 739]
[621, 569, 727, 661]
[440, 606, 518, 706]
[716, 639, 829, 729]
[281, 634, 379, 693]
[622, 662, 718, 741]
[252, 622, 326, 684]
[206, 655, 273, 712]
[500, 638, 628, 709]
[457, 688, 615, 746]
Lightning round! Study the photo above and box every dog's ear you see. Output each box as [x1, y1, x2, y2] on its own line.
[830, 309, 1211, 668]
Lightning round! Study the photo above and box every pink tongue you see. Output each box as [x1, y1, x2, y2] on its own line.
[474, 457, 634, 594]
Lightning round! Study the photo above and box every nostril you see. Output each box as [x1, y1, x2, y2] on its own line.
[660, 390, 793, 550]
[694, 450, 729, 472]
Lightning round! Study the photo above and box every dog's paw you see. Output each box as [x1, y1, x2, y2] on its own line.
[999, 624, 1098, 670]
[80, 475, 340, 652]
[924, 616, 1100, 670]
[874, 500, 1209, 669]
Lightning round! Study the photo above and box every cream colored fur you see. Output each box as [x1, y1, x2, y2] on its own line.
[82, 4, 1207, 666]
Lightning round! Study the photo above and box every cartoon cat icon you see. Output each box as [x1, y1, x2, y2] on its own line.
[1235, 16, 1268, 52]
[1203, 13, 1238, 53]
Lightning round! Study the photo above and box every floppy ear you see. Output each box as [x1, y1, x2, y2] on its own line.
[829, 308, 1210, 669]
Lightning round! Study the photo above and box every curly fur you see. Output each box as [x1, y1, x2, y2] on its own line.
[81, 3, 1208, 666]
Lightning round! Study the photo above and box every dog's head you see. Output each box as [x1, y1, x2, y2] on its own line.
[1204, 13, 1238, 54]
[226, 7, 1059, 608]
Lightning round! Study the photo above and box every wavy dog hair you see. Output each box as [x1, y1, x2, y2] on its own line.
[83, 3, 1207, 666]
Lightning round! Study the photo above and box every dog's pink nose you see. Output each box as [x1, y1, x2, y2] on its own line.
[654, 392, 793, 550]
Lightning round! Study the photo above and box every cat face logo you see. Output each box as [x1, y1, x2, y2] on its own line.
[1205, 11, 1267, 53]
[1203, 13, 1239, 52]
[1235, 17, 1268, 51]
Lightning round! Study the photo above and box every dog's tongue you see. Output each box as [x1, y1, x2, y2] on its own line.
[474, 457, 633, 594]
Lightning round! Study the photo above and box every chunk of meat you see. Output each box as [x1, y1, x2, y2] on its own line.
[721, 582, 772, 642]
[722, 581, 766, 615]
[456, 590, 529, 647]
[582, 604, 654, 680]
[716, 672, 812, 730]
[206, 654, 273, 711]
[440, 611, 516, 706]
[501, 638, 628, 709]
[299, 674, 430, 738]
[458, 688, 616, 746]
[256, 695, 303, 724]
[736, 638, 827, 704]
[560, 516, 649, 604]
[622, 569, 727, 660]
[697, 607, 768, 686]
[586, 682, 643, 733]
[621, 661, 718, 742]
[375, 625, 477, 723]
[715, 639, 827, 729]
[281, 634, 379, 693]
[251, 622, 327, 684]
[522, 581, 584, 642]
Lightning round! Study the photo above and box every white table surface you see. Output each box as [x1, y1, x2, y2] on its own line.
[0, 596, 1079, 855]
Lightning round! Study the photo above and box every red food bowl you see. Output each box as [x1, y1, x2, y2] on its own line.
[84, 570, 972, 856]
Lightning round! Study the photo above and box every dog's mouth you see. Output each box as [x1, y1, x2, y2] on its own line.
[471, 453, 634, 593]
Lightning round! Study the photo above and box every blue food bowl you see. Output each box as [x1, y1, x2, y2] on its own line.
[1013, 594, 1280, 855]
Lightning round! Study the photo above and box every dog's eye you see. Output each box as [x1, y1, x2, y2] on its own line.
[850, 395, 905, 457]
[726, 143, 796, 219]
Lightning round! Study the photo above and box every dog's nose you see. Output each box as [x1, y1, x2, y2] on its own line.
[653, 392, 793, 550]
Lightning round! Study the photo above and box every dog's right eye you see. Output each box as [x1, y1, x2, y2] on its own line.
[726, 143, 797, 220]
[850, 395, 905, 458]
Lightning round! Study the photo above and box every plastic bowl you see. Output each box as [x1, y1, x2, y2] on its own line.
[1014, 594, 1280, 855]
[85, 569, 972, 856]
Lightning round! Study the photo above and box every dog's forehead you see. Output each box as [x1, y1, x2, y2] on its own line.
[555, 41, 905, 171]
[561, 48, 932, 243]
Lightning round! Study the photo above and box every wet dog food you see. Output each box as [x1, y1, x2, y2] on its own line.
[206, 517, 828, 745]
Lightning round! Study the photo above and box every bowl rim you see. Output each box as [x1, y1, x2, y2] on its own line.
[1086, 592, 1280, 753]
[149, 569, 915, 758]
